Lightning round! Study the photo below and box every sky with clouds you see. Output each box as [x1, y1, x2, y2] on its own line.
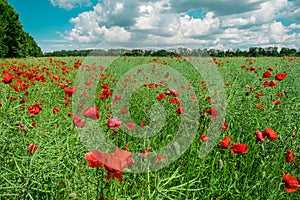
[7, 0, 300, 52]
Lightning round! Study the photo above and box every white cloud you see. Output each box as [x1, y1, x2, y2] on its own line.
[222, 16, 256, 27]
[47, 0, 300, 51]
[49, 0, 92, 10]
[175, 12, 220, 37]
[288, 23, 300, 29]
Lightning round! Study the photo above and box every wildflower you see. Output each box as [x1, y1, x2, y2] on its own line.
[83, 107, 100, 120]
[107, 117, 122, 130]
[220, 136, 231, 148]
[262, 128, 278, 141]
[230, 143, 248, 154]
[282, 173, 300, 193]
[286, 150, 296, 163]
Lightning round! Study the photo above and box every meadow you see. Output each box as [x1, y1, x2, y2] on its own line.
[0, 55, 299, 199]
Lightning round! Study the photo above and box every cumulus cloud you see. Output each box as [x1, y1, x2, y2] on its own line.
[51, 0, 300, 51]
[49, 0, 92, 10]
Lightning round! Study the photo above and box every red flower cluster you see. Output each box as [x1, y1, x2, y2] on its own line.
[275, 73, 287, 81]
[219, 136, 248, 154]
[99, 83, 112, 100]
[200, 134, 209, 142]
[83, 106, 100, 120]
[64, 87, 76, 97]
[107, 117, 122, 130]
[157, 93, 165, 101]
[220, 136, 231, 148]
[255, 128, 278, 142]
[73, 114, 86, 128]
[230, 143, 248, 154]
[53, 107, 59, 114]
[85, 147, 133, 182]
[205, 107, 218, 120]
[2, 71, 14, 84]
[263, 80, 277, 87]
[27, 104, 42, 116]
[282, 173, 300, 193]
[262, 71, 272, 78]
[219, 122, 228, 131]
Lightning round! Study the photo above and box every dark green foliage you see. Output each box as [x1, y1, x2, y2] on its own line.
[0, 0, 43, 58]
[43, 46, 300, 57]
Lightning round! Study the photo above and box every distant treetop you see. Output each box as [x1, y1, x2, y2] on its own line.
[0, 0, 43, 58]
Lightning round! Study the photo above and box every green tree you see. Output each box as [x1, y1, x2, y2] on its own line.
[0, 0, 43, 58]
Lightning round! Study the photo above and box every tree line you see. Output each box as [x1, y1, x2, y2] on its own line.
[44, 47, 300, 57]
[0, 0, 43, 58]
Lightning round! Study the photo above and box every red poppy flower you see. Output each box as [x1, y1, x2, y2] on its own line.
[176, 107, 184, 115]
[53, 75, 60, 80]
[262, 71, 272, 78]
[27, 144, 38, 155]
[275, 73, 287, 81]
[20, 98, 26, 104]
[205, 107, 218, 120]
[170, 88, 180, 97]
[113, 94, 122, 101]
[107, 117, 122, 130]
[268, 80, 277, 87]
[219, 122, 228, 131]
[267, 67, 273, 72]
[262, 128, 278, 140]
[85, 147, 133, 183]
[282, 173, 300, 193]
[256, 103, 266, 109]
[98, 89, 112, 100]
[272, 100, 281, 105]
[230, 143, 248, 154]
[220, 136, 231, 148]
[2, 71, 14, 84]
[263, 81, 269, 88]
[85, 150, 104, 168]
[156, 154, 166, 163]
[255, 130, 265, 143]
[64, 87, 76, 97]
[83, 106, 100, 120]
[276, 91, 283, 97]
[164, 72, 169, 78]
[31, 122, 36, 128]
[120, 108, 127, 114]
[27, 104, 42, 116]
[200, 134, 209, 142]
[286, 150, 296, 163]
[140, 122, 145, 128]
[125, 122, 135, 130]
[157, 93, 165, 101]
[169, 97, 178, 104]
[73, 114, 86, 128]
[53, 107, 59, 114]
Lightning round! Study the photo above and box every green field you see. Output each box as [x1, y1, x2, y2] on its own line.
[0, 56, 299, 199]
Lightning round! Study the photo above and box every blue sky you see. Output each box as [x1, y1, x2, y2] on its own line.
[7, 0, 300, 52]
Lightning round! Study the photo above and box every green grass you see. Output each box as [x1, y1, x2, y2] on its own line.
[0, 56, 299, 199]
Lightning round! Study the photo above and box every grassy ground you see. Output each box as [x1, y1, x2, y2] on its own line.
[0, 56, 299, 199]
